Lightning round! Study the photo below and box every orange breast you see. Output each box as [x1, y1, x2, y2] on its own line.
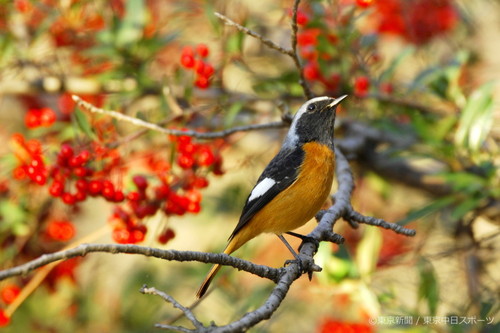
[229, 142, 335, 252]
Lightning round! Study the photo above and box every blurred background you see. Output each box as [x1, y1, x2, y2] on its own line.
[0, 0, 498, 332]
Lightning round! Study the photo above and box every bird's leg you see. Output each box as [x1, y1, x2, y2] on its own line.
[277, 234, 300, 261]
[285, 231, 319, 252]
[279, 234, 321, 280]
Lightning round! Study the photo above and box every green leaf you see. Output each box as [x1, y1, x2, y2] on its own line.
[454, 82, 495, 151]
[115, 0, 146, 48]
[433, 116, 457, 142]
[398, 196, 456, 225]
[73, 108, 96, 139]
[316, 243, 355, 283]
[450, 197, 485, 221]
[0, 201, 29, 236]
[224, 101, 244, 128]
[440, 171, 486, 193]
[418, 259, 439, 316]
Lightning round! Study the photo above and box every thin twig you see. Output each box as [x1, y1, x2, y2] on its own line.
[72, 95, 287, 139]
[347, 210, 416, 236]
[214, 7, 313, 99]
[214, 12, 291, 55]
[289, 0, 314, 99]
[141, 285, 204, 329]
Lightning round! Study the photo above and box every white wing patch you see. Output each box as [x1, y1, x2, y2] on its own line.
[248, 177, 276, 202]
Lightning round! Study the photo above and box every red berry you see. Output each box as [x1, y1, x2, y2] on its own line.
[25, 109, 41, 128]
[33, 173, 47, 185]
[1, 285, 21, 304]
[193, 176, 209, 188]
[296, 11, 309, 25]
[354, 76, 370, 97]
[87, 180, 103, 196]
[113, 190, 125, 202]
[304, 62, 320, 81]
[49, 180, 64, 197]
[177, 154, 195, 169]
[356, 0, 372, 8]
[196, 43, 209, 58]
[46, 220, 75, 241]
[60, 144, 74, 159]
[73, 166, 87, 177]
[180, 54, 195, 68]
[39, 107, 56, 126]
[75, 179, 88, 192]
[187, 201, 201, 213]
[132, 175, 148, 190]
[112, 227, 131, 244]
[0, 309, 10, 327]
[194, 59, 205, 75]
[127, 191, 142, 201]
[196, 146, 215, 166]
[194, 76, 210, 89]
[201, 63, 214, 77]
[130, 227, 146, 243]
[101, 186, 115, 201]
[158, 228, 175, 244]
[154, 185, 170, 199]
[62, 192, 76, 205]
[75, 190, 87, 202]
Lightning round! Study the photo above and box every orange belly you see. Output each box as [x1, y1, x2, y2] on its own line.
[229, 142, 335, 252]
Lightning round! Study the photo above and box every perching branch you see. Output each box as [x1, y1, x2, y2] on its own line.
[0, 244, 282, 283]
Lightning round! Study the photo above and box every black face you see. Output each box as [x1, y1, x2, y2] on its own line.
[294, 98, 338, 146]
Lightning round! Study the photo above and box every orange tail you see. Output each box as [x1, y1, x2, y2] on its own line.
[196, 233, 248, 298]
[196, 263, 222, 298]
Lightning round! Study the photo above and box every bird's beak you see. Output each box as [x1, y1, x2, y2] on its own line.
[328, 95, 348, 107]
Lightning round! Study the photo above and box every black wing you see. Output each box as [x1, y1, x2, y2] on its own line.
[229, 147, 304, 240]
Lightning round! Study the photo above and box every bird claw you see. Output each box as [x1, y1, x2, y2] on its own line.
[284, 255, 322, 277]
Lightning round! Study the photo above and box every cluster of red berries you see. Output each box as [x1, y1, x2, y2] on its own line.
[174, 134, 223, 172]
[24, 107, 57, 129]
[0, 283, 21, 327]
[106, 136, 223, 244]
[44, 220, 76, 242]
[47, 143, 125, 206]
[109, 175, 201, 244]
[12, 134, 47, 185]
[373, 0, 458, 45]
[293, 6, 396, 98]
[12, 131, 224, 245]
[180, 44, 215, 89]
[293, 8, 345, 94]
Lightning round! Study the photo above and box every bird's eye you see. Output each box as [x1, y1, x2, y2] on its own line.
[307, 104, 316, 111]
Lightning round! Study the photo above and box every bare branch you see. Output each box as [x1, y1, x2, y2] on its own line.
[141, 285, 204, 330]
[72, 95, 287, 139]
[0, 243, 282, 283]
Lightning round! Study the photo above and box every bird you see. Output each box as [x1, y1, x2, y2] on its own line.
[196, 95, 347, 298]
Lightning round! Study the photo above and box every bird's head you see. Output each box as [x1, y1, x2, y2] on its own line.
[283, 95, 347, 148]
